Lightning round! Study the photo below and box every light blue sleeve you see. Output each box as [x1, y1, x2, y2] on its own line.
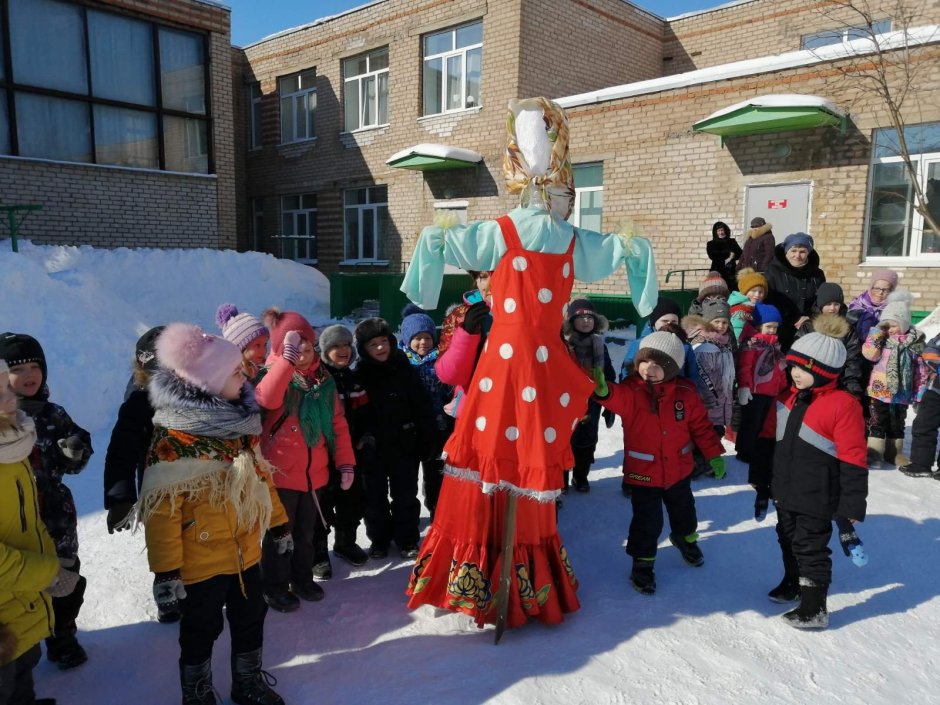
[400, 220, 506, 309]
[573, 229, 659, 317]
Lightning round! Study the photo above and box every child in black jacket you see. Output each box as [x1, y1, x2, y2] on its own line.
[354, 318, 435, 560]
[0, 332, 93, 670]
[766, 328, 868, 629]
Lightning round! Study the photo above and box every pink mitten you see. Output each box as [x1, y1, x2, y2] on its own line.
[338, 465, 355, 491]
[283, 330, 302, 365]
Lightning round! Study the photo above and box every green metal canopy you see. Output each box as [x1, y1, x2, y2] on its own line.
[693, 94, 848, 145]
[386, 143, 483, 172]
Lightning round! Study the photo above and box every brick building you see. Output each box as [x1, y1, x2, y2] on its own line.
[234, 0, 940, 309]
[0, 0, 235, 249]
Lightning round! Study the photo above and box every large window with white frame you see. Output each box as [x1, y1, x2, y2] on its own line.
[278, 69, 316, 144]
[343, 48, 389, 132]
[569, 163, 603, 232]
[422, 21, 482, 116]
[278, 195, 317, 263]
[864, 122, 940, 260]
[344, 186, 388, 263]
[248, 82, 262, 149]
[801, 19, 891, 50]
[0, 0, 210, 172]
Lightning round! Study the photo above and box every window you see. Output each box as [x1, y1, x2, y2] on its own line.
[278, 195, 317, 263]
[279, 69, 316, 144]
[344, 186, 388, 262]
[802, 20, 891, 50]
[250, 198, 264, 251]
[864, 122, 940, 260]
[343, 48, 389, 132]
[1, 0, 210, 172]
[423, 21, 482, 116]
[249, 83, 263, 149]
[569, 163, 603, 232]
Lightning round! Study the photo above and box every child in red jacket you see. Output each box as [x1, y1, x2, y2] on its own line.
[255, 309, 357, 612]
[764, 329, 868, 629]
[594, 331, 725, 595]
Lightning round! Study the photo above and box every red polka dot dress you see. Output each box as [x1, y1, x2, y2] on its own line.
[407, 214, 595, 629]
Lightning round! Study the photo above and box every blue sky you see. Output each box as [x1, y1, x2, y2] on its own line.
[225, 0, 726, 47]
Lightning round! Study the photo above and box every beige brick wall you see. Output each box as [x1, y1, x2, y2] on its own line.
[517, 0, 664, 99]
[0, 158, 219, 248]
[565, 42, 940, 310]
[663, 0, 940, 76]
[0, 0, 235, 250]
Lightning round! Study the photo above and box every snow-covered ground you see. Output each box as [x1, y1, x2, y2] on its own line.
[3, 240, 940, 705]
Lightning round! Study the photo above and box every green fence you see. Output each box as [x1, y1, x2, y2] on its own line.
[330, 272, 474, 329]
[575, 289, 698, 331]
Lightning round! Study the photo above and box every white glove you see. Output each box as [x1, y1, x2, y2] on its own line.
[737, 387, 753, 406]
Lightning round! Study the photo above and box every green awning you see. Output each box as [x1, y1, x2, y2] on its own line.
[693, 95, 848, 145]
[386, 143, 483, 171]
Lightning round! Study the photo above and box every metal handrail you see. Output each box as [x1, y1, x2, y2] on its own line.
[664, 268, 712, 289]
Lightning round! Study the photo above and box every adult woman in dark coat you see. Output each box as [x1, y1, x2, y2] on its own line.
[706, 220, 742, 290]
[738, 217, 775, 273]
[765, 232, 825, 352]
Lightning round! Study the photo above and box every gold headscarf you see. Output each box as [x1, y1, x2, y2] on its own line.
[503, 97, 575, 220]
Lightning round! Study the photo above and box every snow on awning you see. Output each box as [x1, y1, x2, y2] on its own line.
[386, 143, 483, 171]
[693, 94, 848, 145]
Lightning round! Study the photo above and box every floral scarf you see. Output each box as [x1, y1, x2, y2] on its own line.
[884, 329, 926, 395]
[257, 364, 337, 452]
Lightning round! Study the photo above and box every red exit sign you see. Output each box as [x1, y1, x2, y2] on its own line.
[768, 199, 788, 209]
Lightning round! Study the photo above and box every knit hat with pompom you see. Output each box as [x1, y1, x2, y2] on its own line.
[634, 331, 685, 382]
[155, 323, 243, 396]
[262, 308, 316, 356]
[698, 271, 730, 302]
[786, 314, 849, 385]
[879, 289, 915, 333]
[215, 304, 267, 352]
[737, 268, 768, 296]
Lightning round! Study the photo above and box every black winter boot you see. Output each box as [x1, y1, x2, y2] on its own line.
[180, 659, 217, 705]
[669, 532, 705, 567]
[767, 576, 800, 603]
[231, 649, 284, 705]
[45, 634, 88, 670]
[630, 559, 656, 595]
[782, 579, 829, 629]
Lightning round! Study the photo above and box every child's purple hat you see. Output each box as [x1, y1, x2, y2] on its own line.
[215, 304, 268, 352]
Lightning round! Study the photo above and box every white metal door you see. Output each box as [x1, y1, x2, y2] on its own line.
[745, 182, 811, 244]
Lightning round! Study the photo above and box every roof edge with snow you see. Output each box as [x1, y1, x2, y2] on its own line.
[556, 25, 940, 110]
[240, 0, 387, 49]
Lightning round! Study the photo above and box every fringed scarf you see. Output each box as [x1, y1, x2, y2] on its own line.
[0, 410, 36, 463]
[257, 365, 337, 453]
[884, 329, 927, 395]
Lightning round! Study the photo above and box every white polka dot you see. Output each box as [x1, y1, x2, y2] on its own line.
[521, 386, 537, 402]
[544, 427, 557, 443]
[475, 417, 487, 431]
[512, 256, 528, 271]
[562, 262, 571, 278]
[571, 417, 579, 430]
[560, 393, 570, 407]
[503, 298, 517, 314]
[538, 288, 553, 304]
[479, 377, 493, 392]
[562, 304, 569, 319]
[499, 343, 513, 359]
[484, 341, 489, 353]
[505, 426, 519, 441]
[536, 346, 549, 363]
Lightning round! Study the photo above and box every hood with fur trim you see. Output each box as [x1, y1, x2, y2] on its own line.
[682, 314, 730, 346]
[562, 311, 609, 338]
[746, 223, 773, 240]
[811, 312, 851, 340]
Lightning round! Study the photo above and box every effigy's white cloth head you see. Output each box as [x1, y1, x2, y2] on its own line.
[503, 97, 575, 220]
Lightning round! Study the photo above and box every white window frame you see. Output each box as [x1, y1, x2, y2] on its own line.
[278, 194, 317, 264]
[343, 48, 389, 132]
[342, 186, 388, 264]
[864, 154, 940, 265]
[278, 69, 316, 144]
[248, 82, 262, 149]
[422, 21, 482, 116]
[801, 19, 891, 50]
[569, 163, 603, 230]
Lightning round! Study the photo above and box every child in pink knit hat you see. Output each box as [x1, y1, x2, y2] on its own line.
[216, 303, 269, 378]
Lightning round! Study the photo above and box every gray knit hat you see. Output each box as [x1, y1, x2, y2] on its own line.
[634, 331, 685, 381]
[880, 289, 914, 333]
[702, 298, 731, 322]
[786, 315, 848, 384]
[319, 324, 355, 362]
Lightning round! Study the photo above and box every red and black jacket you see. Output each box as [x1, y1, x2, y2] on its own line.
[766, 383, 868, 521]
